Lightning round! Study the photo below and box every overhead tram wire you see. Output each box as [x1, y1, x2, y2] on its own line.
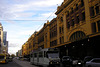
[0, 7, 57, 22]
[35, 8, 57, 31]
[0, 7, 57, 31]
[0, 20, 47, 21]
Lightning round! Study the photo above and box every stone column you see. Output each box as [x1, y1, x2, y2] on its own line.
[57, 17, 60, 45]
[63, 14, 67, 42]
[84, 0, 92, 34]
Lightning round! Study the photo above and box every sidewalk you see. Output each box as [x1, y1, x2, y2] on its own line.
[13, 58, 37, 67]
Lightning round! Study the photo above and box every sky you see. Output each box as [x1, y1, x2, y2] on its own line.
[0, 0, 64, 55]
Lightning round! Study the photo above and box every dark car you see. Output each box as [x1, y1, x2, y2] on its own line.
[84, 56, 93, 64]
[72, 58, 83, 67]
[8, 57, 13, 62]
[85, 58, 100, 67]
[62, 56, 72, 67]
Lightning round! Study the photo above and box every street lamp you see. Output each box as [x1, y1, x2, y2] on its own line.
[88, 39, 90, 42]
[82, 44, 84, 46]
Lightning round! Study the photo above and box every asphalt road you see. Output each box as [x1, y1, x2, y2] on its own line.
[0, 61, 22, 67]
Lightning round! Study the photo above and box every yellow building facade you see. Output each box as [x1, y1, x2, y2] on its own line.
[55, 0, 100, 58]
[22, 0, 100, 58]
[22, 32, 38, 57]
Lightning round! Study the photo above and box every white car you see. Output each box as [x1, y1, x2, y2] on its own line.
[85, 58, 100, 67]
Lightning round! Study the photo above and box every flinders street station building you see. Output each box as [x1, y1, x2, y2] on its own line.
[22, 0, 100, 59]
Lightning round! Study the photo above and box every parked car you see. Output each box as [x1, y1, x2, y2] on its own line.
[85, 58, 100, 67]
[84, 56, 93, 64]
[15, 57, 19, 60]
[8, 57, 13, 62]
[19, 56, 23, 60]
[62, 56, 72, 67]
[72, 58, 83, 67]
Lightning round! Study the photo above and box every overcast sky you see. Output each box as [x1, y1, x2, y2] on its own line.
[0, 0, 63, 55]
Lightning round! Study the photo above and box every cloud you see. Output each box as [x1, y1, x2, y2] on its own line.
[0, 0, 63, 20]
[4, 22, 41, 44]
[8, 46, 21, 55]
[1, 0, 64, 54]
[8, 43, 20, 48]
[7, 25, 35, 54]
[41, 12, 57, 19]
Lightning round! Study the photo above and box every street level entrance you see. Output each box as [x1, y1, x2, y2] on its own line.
[59, 35, 100, 59]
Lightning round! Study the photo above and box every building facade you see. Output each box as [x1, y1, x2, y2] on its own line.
[3, 31, 8, 53]
[0, 23, 3, 53]
[55, 0, 100, 58]
[3, 31, 7, 45]
[22, 0, 100, 59]
[49, 18, 57, 48]
[0, 23, 8, 54]
[22, 31, 38, 58]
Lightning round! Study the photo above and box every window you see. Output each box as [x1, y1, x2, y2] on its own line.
[62, 26, 64, 33]
[69, 31, 86, 41]
[50, 42, 52, 47]
[50, 40, 57, 47]
[81, 0, 84, 7]
[59, 27, 61, 33]
[44, 51, 47, 57]
[91, 22, 96, 33]
[66, 11, 69, 17]
[95, 5, 99, 14]
[97, 20, 100, 32]
[54, 31, 57, 36]
[60, 37, 64, 44]
[33, 44, 35, 47]
[29, 43, 31, 48]
[62, 36, 64, 43]
[61, 17, 63, 22]
[34, 53, 37, 57]
[90, 6, 95, 17]
[67, 22, 70, 29]
[71, 8, 73, 14]
[39, 52, 43, 57]
[51, 31, 53, 37]
[30, 54, 33, 57]
[55, 40, 57, 45]
[76, 4, 78, 10]
[92, 59, 100, 63]
[82, 12, 85, 21]
[60, 37, 61, 44]
[77, 16, 80, 23]
[72, 19, 74, 26]
[50, 32, 51, 38]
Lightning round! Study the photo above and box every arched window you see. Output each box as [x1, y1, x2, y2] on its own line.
[69, 31, 86, 41]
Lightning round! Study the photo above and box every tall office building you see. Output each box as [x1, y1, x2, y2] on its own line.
[3, 31, 8, 53]
[0, 23, 8, 54]
[0, 23, 4, 53]
[3, 31, 7, 45]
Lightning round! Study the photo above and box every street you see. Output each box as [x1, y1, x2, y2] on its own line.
[0, 61, 22, 67]
[0, 58, 85, 67]
[0, 58, 38, 67]
[13, 58, 38, 67]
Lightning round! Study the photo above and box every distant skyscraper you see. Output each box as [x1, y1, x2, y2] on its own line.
[3, 31, 7, 45]
[3, 31, 8, 53]
[0, 22, 4, 53]
[0, 22, 8, 54]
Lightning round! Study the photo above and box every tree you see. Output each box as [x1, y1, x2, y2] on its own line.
[11, 54, 15, 58]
